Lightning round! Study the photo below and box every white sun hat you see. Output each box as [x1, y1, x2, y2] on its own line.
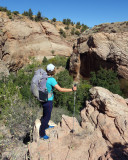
[46, 64, 55, 72]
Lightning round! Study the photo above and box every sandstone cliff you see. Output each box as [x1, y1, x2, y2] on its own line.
[0, 12, 72, 71]
[69, 32, 128, 80]
[27, 87, 128, 160]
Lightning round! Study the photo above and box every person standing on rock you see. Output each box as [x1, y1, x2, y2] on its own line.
[39, 63, 77, 140]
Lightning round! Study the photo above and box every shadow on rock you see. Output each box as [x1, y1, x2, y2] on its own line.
[109, 143, 128, 160]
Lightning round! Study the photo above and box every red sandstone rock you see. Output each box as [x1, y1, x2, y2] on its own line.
[70, 32, 128, 80]
[28, 87, 128, 160]
[0, 14, 72, 71]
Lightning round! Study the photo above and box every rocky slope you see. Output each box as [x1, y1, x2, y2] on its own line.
[27, 87, 128, 160]
[0, 12, 74, 71]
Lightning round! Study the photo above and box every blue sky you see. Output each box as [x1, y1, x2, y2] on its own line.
[0, 0, 128, 27]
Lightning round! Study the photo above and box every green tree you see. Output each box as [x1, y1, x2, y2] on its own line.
[35, 11, 42, 21]
[90, 67, 123, 95]
[28, 8, 33, 20]
[52, 18, 56, 22]
[12, 11, 19, 15]
[0, 7, 7, 12]
[81, 25, 89, 33]
[42, 56, 48, 65]
[63, 19, 66, 24]
[62, 18, 71, 25]
[22, 11, 29, 16]
[76, 22, 81, 29]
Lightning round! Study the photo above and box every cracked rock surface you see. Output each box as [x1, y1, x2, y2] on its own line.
[0, 12, 72, 71]
[28, 87, 128, 160]
[70, 32, 128, 80]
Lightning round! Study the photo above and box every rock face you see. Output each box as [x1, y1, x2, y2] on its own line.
[0, 60, 9, 79]
[28, 87, 128, 160]
[0, 12, 72, 71]
[69, 32, 128, 80]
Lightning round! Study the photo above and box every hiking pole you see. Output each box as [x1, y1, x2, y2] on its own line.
[70, 84, 77, 134]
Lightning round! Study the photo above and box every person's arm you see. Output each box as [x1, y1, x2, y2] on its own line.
[54, 84, 77, 92]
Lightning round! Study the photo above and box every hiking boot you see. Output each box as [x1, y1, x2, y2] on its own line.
[46, 126, 54, 130]
[40, 135, 49, 140]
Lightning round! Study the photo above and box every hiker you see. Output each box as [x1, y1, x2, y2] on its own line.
[39, 63, 77, 140]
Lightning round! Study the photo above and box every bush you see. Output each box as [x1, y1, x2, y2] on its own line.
[51, 50, 55, 55]
[54, 70, 91, 113]
[22, 11, 29, 16]
[6, 10, 11, 16]
[71, 28, 75, 35]
[52, 18, 56, 22]
[48, 55, 68, 68]
[9, 15, 12, 19]
[42, 56, 48, 65]
[44, 17, 49, 21]
[81, 25, 89, 33]
[0, 76, 21, 110]
[12, 11, 19, 15]
[63, 18, 71, 25]
[90, 67, 123, 96]
[59, 28, 66, 38]
[0, 62, 41, 122]
[65, 25, 69, 30]
[0, 6, 7, 12]
[75, 30, 80, 36]
[76, 22, 81, 29]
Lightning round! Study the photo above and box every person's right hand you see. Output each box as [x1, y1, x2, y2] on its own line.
[73, 86, 77, 91]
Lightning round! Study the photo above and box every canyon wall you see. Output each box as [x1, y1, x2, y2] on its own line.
[0, 12, 72, 71]
[70, 32, 128, 80]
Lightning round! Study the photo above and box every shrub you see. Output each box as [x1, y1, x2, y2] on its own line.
[51, 50, 55, 55]
[42, 56, 48, 65]
[75, 30, 80, 36]
[76, 22, 81, 29]
[9, 15, 12, 19]
[65, 25, 69, 30]
[22, 11, 29, 16]
[81, 25, 89, 33]
[71, 28, 75, 35]
[12, 11, 19, 15]
[0, 61, 42, 122]
[90, 67, 123, 96]
[52, 18, 56, 22]
[63, 18, 71, 25]
[0, 76, 21, 110]
[59, 28, 66, 38]
[54, 70, 91, 113]
[6, 10, 11, 16]
[0, 6, 7, 12]
[119, 79, 128, 97]
[44, 17, 48, 21]
[48, 55, 68, 68]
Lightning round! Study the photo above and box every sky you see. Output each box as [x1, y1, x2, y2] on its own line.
[0, 0, 128, 27]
